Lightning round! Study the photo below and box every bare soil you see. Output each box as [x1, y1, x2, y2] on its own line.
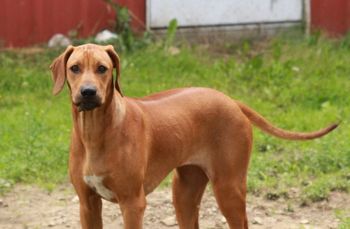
[0, 184, 348, 229]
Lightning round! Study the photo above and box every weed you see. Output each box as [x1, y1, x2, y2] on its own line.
[164, 19, 178, 48]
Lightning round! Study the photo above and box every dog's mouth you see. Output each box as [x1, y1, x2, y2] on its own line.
[75, 98, 101, 112]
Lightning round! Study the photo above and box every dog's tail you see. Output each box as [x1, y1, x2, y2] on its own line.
[236, 101, 338, 140]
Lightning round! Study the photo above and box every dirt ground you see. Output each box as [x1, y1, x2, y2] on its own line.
[0, 184, 348, 229]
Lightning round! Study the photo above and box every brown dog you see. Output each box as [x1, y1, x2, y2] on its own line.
[50, 44, 337, 229]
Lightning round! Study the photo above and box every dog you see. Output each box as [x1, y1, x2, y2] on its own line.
[50, 44, 337, 229]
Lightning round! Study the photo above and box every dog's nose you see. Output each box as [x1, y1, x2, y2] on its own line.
[80, 86, 97, 97]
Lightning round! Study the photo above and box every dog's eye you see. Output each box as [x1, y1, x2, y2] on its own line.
[70, 65, 80, 74]
[97, 65, 108, 74]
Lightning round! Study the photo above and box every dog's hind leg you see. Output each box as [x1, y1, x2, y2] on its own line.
[172, 165, 209, 229]
[211, 131, 252, 229]
[212, 180, 248, 229]
[207, 116, 252, 229]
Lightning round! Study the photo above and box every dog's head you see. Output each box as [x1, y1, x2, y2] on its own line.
[50, 44, 122, 111]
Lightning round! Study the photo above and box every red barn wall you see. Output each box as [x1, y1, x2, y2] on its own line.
[0, 0, 145, 47]
[311, 0, 350, 36]
[3, 0, 350, 47]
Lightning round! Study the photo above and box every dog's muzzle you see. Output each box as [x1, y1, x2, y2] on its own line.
[77, 99, 101, 111]
[75, 85, 102, 111]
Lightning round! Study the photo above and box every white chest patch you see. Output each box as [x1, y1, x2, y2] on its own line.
[83, 175, 114, 201]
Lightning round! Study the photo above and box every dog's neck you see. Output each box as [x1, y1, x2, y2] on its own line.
[72, 90, 126, 151]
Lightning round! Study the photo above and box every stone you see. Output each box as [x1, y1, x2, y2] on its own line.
[252, 216, 263, 225]
[161, 216, 177, 226]
[0, 199, 8, 207]
[95, 30, 118, 43]
[71, 195, 79, 203]
[300, 219, 310, 224]
[168, 46, 180, 55]
[48, 34, 72, 48]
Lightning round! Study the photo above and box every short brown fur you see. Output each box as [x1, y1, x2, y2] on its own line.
[51, 44, 337, 229]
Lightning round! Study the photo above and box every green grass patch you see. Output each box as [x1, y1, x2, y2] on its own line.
[336, 209, 350, 229]
[0, 33, 349, 202]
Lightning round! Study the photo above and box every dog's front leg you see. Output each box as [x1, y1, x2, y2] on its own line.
[119, 189, 146, 229]
[69, 156, 103, 228]
[77, 188, 103, 229]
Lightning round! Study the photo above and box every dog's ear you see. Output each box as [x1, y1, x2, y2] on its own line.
[50, 45, 74, 95]
[104, 45, 123, 96]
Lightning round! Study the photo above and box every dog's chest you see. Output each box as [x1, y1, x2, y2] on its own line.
[83, 175, 114, 201]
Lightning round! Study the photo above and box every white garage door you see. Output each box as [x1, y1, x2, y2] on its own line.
[147, 0, 303, 28]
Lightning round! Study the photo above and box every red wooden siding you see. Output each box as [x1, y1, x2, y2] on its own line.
[0, 0, 145, 47]
[3, 0, 350, 47]
[118, 0, 146, 31]
[311, 0, 350, 36]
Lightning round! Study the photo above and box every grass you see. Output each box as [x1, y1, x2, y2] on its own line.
[336, 209, 350, 229]
[0, 32, 349, 202]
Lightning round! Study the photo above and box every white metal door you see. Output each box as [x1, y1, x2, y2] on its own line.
[147, 0, 303, 28]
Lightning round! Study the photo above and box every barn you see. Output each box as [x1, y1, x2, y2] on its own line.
[0, 0, 349, 47]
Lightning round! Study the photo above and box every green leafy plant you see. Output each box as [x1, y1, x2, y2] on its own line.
[164, 19, 178, 48]
[103, 0, 153, 52]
